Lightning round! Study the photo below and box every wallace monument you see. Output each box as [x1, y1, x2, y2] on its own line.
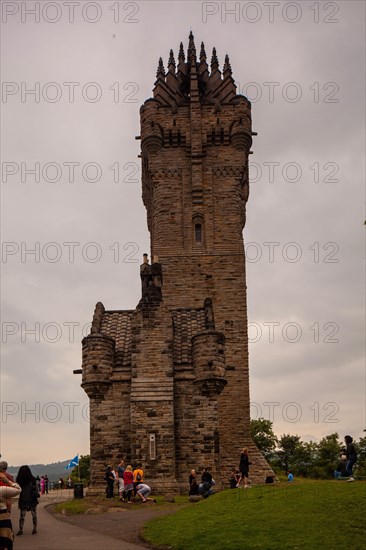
[77, 32, 273, 493]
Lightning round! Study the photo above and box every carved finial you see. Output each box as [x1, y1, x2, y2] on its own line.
[91, 302, 105, 334]
[168, 49, 176, 71]
[187, 30, 196, 63]
[211, 47, 219, 71]
[200, 41, 206, 61]
[223, 54, 232, 74]
[156, 57, 165, 78]
[178, 41, 185, 62]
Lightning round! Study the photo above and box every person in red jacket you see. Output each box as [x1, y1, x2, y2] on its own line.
[123, 465, 134, 503]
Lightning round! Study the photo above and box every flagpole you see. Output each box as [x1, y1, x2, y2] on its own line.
[78, 454, 80, 481]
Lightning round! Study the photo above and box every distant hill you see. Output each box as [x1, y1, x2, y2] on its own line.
[7, 460, 72, 481]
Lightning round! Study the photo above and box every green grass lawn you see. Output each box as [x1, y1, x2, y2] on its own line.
[143, 480, 366, 549]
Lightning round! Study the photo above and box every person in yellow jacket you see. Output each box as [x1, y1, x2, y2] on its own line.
[133, 464, 144, 495]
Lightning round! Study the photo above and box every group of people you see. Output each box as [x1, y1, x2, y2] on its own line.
[0, 460, 40, 549]
[35, 474, 49, 494]
[194, 435, 358, 494]
[55, 477, 72, 489]
[189, 467, 216, 498]
[104, 460, 155, 503]
[189, 448, 252, 498]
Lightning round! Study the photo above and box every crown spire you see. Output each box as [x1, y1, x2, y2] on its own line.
[223, 54, 232, 76]
[187, 30, 196, 63]
[178, 42, 185, 63]
[156, 57, 165, 78]
[211, 47, 219, 72]
[200, 41, 207, 61]
[153, 35, 238, 106]
[168, 49, 176, 72]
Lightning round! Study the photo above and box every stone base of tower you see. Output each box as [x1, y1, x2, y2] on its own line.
[86, 479, 180, 498]
[148, 479, 180, 496]
[85, 483, 106, 497]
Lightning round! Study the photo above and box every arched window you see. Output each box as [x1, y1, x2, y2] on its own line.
[195, 223, 202, 243]
[192, 213, 205, 246]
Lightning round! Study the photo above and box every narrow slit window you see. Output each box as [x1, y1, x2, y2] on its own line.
[195, 223, 202, 243]
[149, 433, 156, 460]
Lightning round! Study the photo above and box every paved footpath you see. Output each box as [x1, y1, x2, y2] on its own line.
[11, 492, 147, 550]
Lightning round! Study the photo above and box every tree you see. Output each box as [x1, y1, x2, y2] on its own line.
[294, 441, 318, 477]
[250, 418, 277, 458]
[313, 433, 342, 478]
[355, 436, 366, 476]
[276, 434, 303, 472]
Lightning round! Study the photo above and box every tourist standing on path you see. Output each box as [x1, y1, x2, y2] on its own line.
[344, 435, 357, 482]
[104, 466, 115, 499]
[15, 465, 39, 537]
[116, 460, 125, 501]
[123, 466, 134, 503]
[0, 466, 21, 550]
[44, 475, 49, 494]
[238, 448, 251, 488]
[40, 477, 45, 495]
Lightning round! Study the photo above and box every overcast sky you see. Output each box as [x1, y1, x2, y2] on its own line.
[1, 0, 365, 467]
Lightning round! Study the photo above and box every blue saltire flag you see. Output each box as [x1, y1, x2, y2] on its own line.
[65, 454, 79, 470]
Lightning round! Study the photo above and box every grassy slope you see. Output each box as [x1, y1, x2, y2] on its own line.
[143, 481, 366, 549]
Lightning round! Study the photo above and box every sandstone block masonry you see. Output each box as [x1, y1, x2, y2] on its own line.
[78, 32, 274, 493]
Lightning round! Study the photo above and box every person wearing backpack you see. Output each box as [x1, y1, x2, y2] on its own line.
[133, 464, 144, 495]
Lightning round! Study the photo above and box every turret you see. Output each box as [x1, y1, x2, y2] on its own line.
[81, 302, 115, 399]
[192, 298, 227, 395]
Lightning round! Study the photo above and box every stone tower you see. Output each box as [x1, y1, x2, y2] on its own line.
[78, 32, 273, 493]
